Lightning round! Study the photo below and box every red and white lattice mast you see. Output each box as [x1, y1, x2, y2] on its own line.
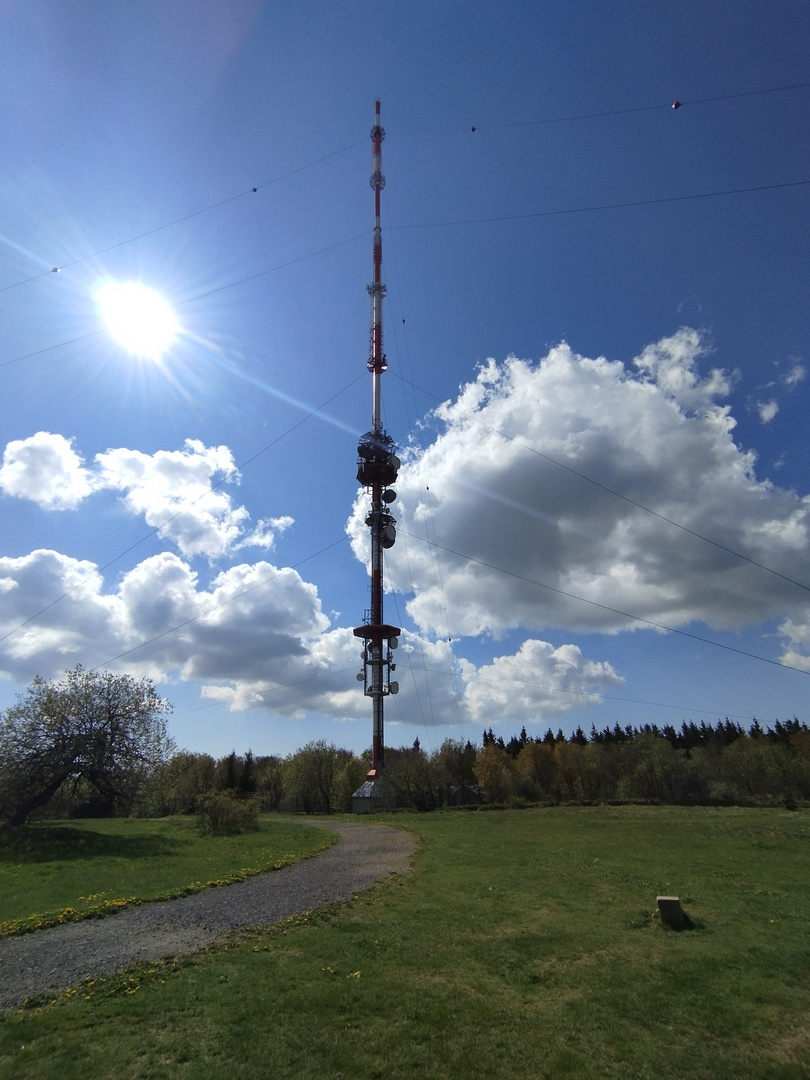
[353, 100, 401, 791]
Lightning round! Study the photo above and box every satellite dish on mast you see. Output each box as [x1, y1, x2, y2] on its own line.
[382, 523, 396, 548]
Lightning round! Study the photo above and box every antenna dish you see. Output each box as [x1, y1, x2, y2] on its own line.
[382, 488, 396, 503]
[389, 681, 399, 695]
[356, 673, 365, 682]
[388, 636, 399, 649]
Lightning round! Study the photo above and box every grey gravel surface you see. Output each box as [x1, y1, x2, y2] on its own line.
[0, 821, 417, 1010]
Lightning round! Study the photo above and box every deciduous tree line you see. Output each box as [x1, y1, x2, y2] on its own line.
[474, 718, 810, 806]
[137, 737, 480, 818]
[142, 717, 810, 816]
[2, 667, 808, 825]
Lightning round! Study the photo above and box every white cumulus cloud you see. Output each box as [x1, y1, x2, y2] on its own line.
[0, 548, 339, 710]
[0, 434, 291, 560]
[349, 329, 810, 666]
[0, 549, 116, 673]
[459, 641, 624, 727]
[0, 432, 96, 509]
[95, 440, 249, 559]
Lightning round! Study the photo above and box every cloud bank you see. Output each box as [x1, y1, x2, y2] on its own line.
[3, 328, 810, 735]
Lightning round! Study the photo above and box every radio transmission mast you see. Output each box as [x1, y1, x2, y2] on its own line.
[352, 100, 401, 808]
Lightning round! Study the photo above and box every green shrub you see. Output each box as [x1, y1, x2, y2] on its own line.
[195, 791, 259, 836]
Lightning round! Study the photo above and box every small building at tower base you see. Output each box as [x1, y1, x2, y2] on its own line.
[351, 779, 383, 814]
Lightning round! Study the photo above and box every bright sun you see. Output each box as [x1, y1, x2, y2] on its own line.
[96, 281, 178, 358]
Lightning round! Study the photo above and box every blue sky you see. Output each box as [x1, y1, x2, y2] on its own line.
[1, 0, 809, 759]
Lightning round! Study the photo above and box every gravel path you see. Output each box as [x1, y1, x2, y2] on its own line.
[0, 821, 417, 1011]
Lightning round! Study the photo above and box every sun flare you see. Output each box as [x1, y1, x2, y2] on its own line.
[96, 281, 178, 358]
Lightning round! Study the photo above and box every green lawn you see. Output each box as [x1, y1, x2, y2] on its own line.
[0, 816, 335, 935]
[1, 806, 808, 1079]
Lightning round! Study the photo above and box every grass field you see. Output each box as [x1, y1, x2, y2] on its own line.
[0, 816, 335, 936]
[1, 806, 808, 1079]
